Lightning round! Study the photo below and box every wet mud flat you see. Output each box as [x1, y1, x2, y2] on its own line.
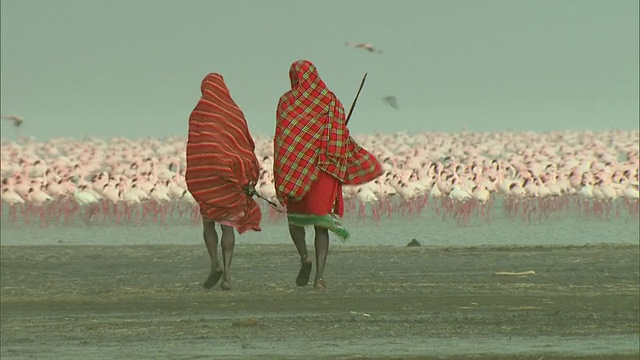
[1, 243, 638, 359]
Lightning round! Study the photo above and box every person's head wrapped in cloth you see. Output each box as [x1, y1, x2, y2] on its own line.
[273, 59, 383, 242]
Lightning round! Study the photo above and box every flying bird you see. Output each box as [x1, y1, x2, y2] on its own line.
[345, 42, 383, 54]
[382, 96, 399, 110]
[1, 115, 24, 127]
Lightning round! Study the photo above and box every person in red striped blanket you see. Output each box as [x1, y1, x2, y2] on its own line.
[186, 73, 262, 291]
[273, 60, 383, 289]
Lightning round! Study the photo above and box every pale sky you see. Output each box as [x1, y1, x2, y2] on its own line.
[1, 0, 638, 140]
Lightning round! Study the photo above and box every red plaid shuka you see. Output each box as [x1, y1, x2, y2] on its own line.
[273, 60, 383, 206]
[185, 73, 262, 233]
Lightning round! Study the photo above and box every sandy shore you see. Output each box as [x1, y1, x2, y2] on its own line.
[1, 243, 638, 359]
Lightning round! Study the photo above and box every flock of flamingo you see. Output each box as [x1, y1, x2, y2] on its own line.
[0, 130, 638, 228]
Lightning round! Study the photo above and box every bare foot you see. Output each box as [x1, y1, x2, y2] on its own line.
[296, 257, 312, 287]
[313, 278, 327, 289]
[203, 268, 223, 289]
[220, 280, 231, 291]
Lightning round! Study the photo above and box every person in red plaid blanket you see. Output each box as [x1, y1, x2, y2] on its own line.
[273, 60, 383, 289]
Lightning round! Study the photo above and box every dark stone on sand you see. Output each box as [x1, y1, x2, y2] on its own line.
[407, 239, 421, 247]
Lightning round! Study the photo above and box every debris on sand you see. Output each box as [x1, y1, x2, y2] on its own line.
[407, 239, 421, 247]
[231, 317, 260, 327]
[350, 311, 371, 317]
[493, 270, 536, 276]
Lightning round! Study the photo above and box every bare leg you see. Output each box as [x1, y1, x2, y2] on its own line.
[313, 226, 330, 289]
[289, 223, 312, 286]
[202, 219, 223, 289]
[220, 224, 235, 290]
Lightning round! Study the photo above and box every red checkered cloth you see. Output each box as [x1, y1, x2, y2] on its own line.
[273, 60, 383, 206]
[185, 73, 262, 233]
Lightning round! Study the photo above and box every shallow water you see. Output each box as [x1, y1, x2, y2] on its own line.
[1, 200, 638, 247]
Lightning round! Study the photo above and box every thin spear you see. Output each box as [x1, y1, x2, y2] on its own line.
[345, 73, 367, 125]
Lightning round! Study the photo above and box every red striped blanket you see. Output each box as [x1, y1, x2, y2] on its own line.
[185, 73, 262, 233]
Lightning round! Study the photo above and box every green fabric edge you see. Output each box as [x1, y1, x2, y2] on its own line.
[287, 213, 350, 242]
